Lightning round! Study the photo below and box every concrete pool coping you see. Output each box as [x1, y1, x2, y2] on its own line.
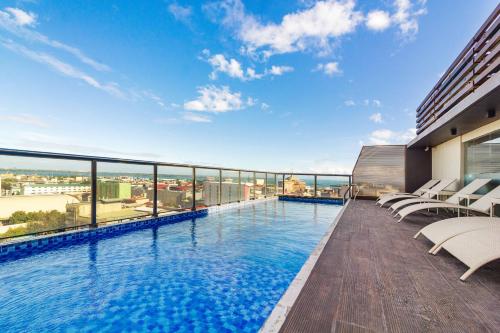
[259, 199, 350, 333]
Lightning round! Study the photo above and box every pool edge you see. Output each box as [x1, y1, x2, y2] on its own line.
[0, 197, 278, 259]
[259, 199, 351, 333]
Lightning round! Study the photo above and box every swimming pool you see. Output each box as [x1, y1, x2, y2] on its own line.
[0, 200, 341, 333]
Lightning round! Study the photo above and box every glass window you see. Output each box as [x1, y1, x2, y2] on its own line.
[96, 163, 153, 224]
[464, 130, 500, 189]
[240, 171, 254, 200]
[157, 166, 193, 213]
[221, 170, 240, 204]
[266, 173, 277, 196]
[255, 172, 266, 199]
[194, 168, 220, 208]
[316, 176, 350, 198]
[283, 174, 314, 196]
[0, 155, 92, 239]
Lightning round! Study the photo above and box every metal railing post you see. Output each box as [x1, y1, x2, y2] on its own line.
[349, 175, 352, 199]
[274, 174, 277, 196]
[282, 174, 285, 195]
[91, 160, 97, 227]
[218, 169, 222, 205]
[264, 172, 267, 198]
[192, 167, 196, 211]
[153, 164, 158, 217]
[314, 175, 318, 198]
[238, 170, 241, 202]
[253, 172, 256, 200]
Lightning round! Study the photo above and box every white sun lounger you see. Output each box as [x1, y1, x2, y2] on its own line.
[413, 216, 499, 254]
[438, 226, 500, 281]
[396, 185, 500, 222]
[377, 179, 455, 207]
[377, 179, 439, 201]
[388, 179, 491, 213]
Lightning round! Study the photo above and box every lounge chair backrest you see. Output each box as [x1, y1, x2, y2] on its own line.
[445, 179, 491, 204]
[469, 185, 500, 213]
[413, 179, 440, 195]
[421, 179, 456, 198]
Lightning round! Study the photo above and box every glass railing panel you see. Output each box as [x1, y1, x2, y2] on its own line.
[195, 168, 220, 208]
[157, 166, 193, 213]
[0, 155, 92, 239]
[266, 173, 277, 196]
[316, 176, 350, 198]
[276, 174, 284, 195]
[221, 170, 240, 204]
[255, 172, 266, 199]
[240, 171, 254, 201]
[96, 162, 153, 224]
[283, 174, 314, 196]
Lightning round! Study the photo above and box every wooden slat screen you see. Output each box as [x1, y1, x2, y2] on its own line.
[352, 145, 406, 197]
[416, 5, 500, 135]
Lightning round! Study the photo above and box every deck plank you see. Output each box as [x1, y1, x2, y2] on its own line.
[278, 200, 500, 333]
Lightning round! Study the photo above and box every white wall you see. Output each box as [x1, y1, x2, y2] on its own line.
[432, 137, 462, 190]
[432, 119, 500, 189]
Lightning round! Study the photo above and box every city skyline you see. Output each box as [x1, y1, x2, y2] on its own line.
[0, 0, 497, 173]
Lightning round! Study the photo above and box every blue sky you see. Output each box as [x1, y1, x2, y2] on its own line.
[0, 0, 497, 173]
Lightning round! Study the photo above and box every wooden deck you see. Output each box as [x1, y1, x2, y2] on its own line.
[279, 199, 500, 333]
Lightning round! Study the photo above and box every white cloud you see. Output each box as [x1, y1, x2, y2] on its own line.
[315, 61, 341, 76]
[202, 50, 293, 80]
[207, 53, 245, 80]
[366, 10, 391, 31]
[369, 112, 383, 123]
[1, 39, 124, 98]
[0, 7, 110, 72]
[369, 128, 416, 145]
[184, 85, 250, 113]
[206, 0, 427, 61]
[207, 0, 363, 58]
[5, 7, 36, 26]
[393, 0, 427, 39]
[182, 112, 212, 123]
[0, 113, 49, 127]
[168, 3, 193, 24]
[267, 65, 294, 76]
[141, 90, 166, 108]
[344, 99, 381, 107]
[260, 102, 270, 110]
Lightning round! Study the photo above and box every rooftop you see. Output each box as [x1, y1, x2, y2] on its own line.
[278, 200, 500, 332]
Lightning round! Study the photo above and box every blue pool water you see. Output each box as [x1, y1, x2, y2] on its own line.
[0, 201, 341, 333]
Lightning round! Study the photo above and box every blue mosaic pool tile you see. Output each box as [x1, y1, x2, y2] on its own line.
[0, 209, 208, 261]
[278, 195, 344, 205]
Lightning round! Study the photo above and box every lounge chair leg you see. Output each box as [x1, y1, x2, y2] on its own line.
[428, 244, 439, 254]
[431, 245, 443, 255]
[460, 267, 477, 281]
[413, 231, 421, 239]
[397, 216, 403, 223]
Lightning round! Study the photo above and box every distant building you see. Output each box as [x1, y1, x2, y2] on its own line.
[0, 194, 80, 221]
[147, 188, 188, 209]
[97, 181, 131, 200]
[21, 183, 91, 196]
[284, 176, 306, 195]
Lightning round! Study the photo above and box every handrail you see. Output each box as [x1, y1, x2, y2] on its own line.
[0, 148, 351, 177]
[342, 183, 354, 205]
